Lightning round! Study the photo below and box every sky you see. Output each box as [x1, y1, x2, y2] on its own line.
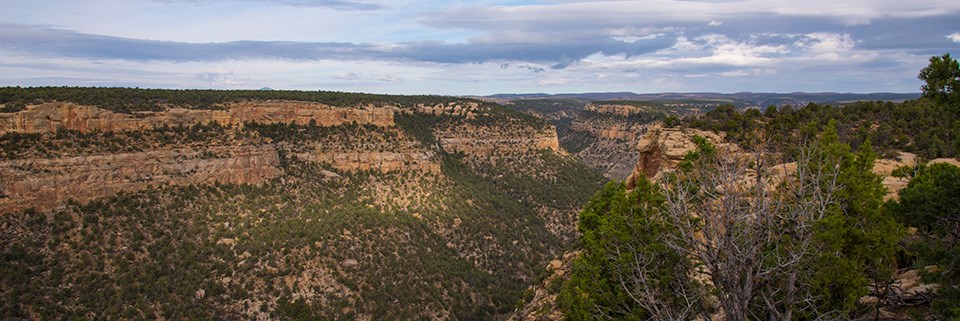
[0, 0, 958, 95]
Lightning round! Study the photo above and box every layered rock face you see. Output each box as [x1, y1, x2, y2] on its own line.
[569, 119, 647, 140]
[584, 103, 651, 116]
[0, 144, 281, 214]
[436, 124, 560, 157]
[410, 102, 481, 119]
[1, 140, 443, 214]
[0, 100, 394, 134]
[0, 99, 568, 214]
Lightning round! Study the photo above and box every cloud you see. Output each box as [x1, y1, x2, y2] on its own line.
[1, 0, 954, 94]
[421, 0, 960, 32]
[195, 69, 255, 87]
[331, 71, 403, 82]
[155, 0, 381, 10]
[0, 23, 675, 68]
[335, 71, 362, 80]
[949, 33, 960, 43]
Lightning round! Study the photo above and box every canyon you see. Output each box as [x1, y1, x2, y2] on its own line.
[0, 89, 601, 320]
[0, 100, 561, 215]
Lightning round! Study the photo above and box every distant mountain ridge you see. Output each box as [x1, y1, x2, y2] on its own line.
[485, 92, 920, 108]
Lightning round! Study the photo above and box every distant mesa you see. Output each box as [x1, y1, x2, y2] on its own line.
[259, 87, 273, 91]
[488, 91, 921, 108]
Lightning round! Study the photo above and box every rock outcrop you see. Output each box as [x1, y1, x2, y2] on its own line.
[569, 119, 647, 140]
[0, 100, 395, 134]
[563, 114, 653, 179]
[0, 144, 281, 214]
[584, 103, 651, 117]
[873, 152, 960, 200]
[409, 102, 481, 119]
[436, 124, 560, 157]
[624, 125, 728, 189]
[1, 137, 448, 214]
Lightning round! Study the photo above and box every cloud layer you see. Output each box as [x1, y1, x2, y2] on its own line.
[0, 0, 957, 94]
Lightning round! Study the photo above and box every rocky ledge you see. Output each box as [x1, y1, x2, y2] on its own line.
[0, 100, 395, 134]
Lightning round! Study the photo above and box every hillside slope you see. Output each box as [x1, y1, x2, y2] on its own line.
[0, 88, 604, 320]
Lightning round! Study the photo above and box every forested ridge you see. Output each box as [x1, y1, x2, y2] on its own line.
[687, 99, 959, 160]
[0, 87, 489, 113]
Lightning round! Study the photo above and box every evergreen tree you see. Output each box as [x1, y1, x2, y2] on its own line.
[918, 53, 960, 107]
[887, 163, 960, 319]
[560, 180, 691, 320]
[809, 121, 904, 315]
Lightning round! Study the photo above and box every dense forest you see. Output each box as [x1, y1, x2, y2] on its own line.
[687, 100, 959, 159]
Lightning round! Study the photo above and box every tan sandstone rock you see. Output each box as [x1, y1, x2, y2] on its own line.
[624, 124, 731, 189]
[0, 144, 281, 214]
[0, 100, 395, 135]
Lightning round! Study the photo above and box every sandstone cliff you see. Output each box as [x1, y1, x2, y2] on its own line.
[0, 100, 395, 134]
[1, 138, 443, 215]
[410, 102, 481, 119]
[0, 99, 558, 214]
[584, 103, 652, 117]
[0, 144, 281, 214]
[562, 105, 664, 179]
[436, 124, 560, 157]
[568, 118, 647, 140]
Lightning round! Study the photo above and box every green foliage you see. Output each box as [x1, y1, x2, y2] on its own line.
[809, 122, 904, 315]
[918, 53, 960, 106]
[0, 83, 602, 319]
[891, 164, 918, 180]
[889, 163, 960, 235]
[503, 99, 602, 154]
[559, 129, 599, 154]
[560, 124, 907, 320]
[676, 135, 716, 172]
[663, 115, 679, 127]
[688, 99, 959, 159]
[578, 108, 665, 125]
[1, 122, 257, 159]
[395, 113, 445, 146]
[507, 99, 588, 115]
[560, 180, 687, 320]
[0, 100, 26, 113]
[886, 163, 960, 319]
